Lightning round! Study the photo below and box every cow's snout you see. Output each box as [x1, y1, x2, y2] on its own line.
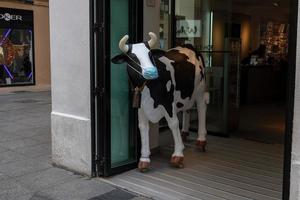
[143, 67, 158, 80]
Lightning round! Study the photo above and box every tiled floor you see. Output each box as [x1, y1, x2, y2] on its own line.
[0, 91, 147, 200]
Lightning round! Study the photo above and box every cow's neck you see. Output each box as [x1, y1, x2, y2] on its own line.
[128, 69, 148, 108]
[131, 80, 147, 108]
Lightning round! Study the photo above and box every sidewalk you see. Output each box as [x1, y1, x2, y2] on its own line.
[0, 91, 149, 200]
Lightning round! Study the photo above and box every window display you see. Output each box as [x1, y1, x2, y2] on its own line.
[0, 8, 34, 86]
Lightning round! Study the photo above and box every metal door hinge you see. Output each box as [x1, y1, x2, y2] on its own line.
[93, 23, 104, 32]
[93, 87, 104, 96]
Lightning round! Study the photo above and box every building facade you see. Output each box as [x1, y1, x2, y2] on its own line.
[0, 0, 50, 93]
[50, 0, 299, 199]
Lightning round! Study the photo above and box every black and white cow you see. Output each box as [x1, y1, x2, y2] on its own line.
[111, 32, 209, 172]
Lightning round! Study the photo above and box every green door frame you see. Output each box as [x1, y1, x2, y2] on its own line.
[90, 0, 143, 177]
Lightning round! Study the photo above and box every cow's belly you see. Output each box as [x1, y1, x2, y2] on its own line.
[173, 90, 195, 112]
[141, 83, 204, 123]
[173, 80, 204, 112]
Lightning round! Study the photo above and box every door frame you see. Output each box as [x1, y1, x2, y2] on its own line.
[282, 0, 298, 199]
[89, 0, 299, 198]
[90, 0, 143, 177]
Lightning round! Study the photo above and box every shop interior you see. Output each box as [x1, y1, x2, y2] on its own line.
[108, 0, 289, 199]
[158, 0, 289, 143]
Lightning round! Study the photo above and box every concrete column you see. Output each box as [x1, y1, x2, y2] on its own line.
[49, 0, 91, 175]
[290, 3, 300, 199]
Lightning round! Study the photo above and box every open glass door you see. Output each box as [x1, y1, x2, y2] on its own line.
[171, 0, 239, 136]
[92, 0, 142, 176]
[108, 0, 138, 174]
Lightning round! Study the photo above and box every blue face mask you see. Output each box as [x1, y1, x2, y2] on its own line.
[142, 67, 158, 80]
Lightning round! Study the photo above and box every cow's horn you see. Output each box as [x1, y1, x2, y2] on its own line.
[119, 35, 129, 53]
[148, 32, 157, 48]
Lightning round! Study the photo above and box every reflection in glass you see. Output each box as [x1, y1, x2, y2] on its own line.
[0, 29, 33, 86]
[110, 0, 136, 167]
[174, 0, 235, 134]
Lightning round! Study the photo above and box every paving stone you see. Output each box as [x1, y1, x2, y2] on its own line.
[131, 197, 151, 200]
[38, 178, 115, 200]
[0, 179, 31, 200]
[0, 138, 42, 150]
[14, 143, 51, 158]
[0, 156, 52, 177]
[14, 126, 50, 138]
[0, 172, 11, 182]
[88, 189, 137, 200]
[16, 167, 79, 192]
[0, 146, 8, 153]
[32, 133, 51, 144]
[0, 91, 152, 200]
[0, 150, 28, 164]
[26, 192, 57, 200]
[0, 131, 27, 142]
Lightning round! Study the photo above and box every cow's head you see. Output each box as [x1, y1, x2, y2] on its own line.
[111, 32, 165, 84]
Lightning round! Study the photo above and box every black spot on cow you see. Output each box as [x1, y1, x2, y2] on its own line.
[166, 50, 195, 100]
[180, 44, 206, 81]
[176, 102, 184, 108]
[146, 58, 174, 118]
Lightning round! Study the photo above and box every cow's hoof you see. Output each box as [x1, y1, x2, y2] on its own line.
[170, 156, 184, 168]
[196, 140, 207, 152]
[181, 131, 189, 142]
[138, 161, 150, 173]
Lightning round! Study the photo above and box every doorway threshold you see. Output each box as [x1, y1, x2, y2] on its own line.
[105, 135, 283, 200]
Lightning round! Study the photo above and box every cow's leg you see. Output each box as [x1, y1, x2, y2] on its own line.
[196, 90, 209, 152]
[165, 115, 185, 168]
[138, 108, 151, 172]
[181, 110, 190, 142]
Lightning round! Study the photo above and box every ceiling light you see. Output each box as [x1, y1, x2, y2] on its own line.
[273, 2, 279, 7]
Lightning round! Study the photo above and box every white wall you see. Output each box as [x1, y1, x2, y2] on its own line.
[290, 3, 300, 199]
[49, 0, 91, 175]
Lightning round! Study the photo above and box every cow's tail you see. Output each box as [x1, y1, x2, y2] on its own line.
[204, 91, 210, 105]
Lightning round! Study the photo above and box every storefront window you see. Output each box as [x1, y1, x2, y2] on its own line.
[0, 28, 33, 86]
[0, 8, 34, 87]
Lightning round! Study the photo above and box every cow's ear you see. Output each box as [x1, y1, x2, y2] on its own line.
[111, 54, 127, 64]
[150, 49, 166, 58]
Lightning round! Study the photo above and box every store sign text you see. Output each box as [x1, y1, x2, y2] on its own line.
[0, 13, 23, 21]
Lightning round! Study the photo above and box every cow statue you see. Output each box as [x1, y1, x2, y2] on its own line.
[111, 32, 209, 172]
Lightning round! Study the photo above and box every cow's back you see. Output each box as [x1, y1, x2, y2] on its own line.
[142, 46, 205, 122]
[164, 46, 205, 110]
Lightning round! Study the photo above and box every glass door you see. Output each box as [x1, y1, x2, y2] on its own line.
[93, 0, 142, 176]
[172, 0, 238, 136]
[106, 0, 143, 176]
[109, 0, 137, 170]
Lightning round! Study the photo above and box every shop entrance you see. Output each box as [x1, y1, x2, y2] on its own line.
[91, 0, 297, 199]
